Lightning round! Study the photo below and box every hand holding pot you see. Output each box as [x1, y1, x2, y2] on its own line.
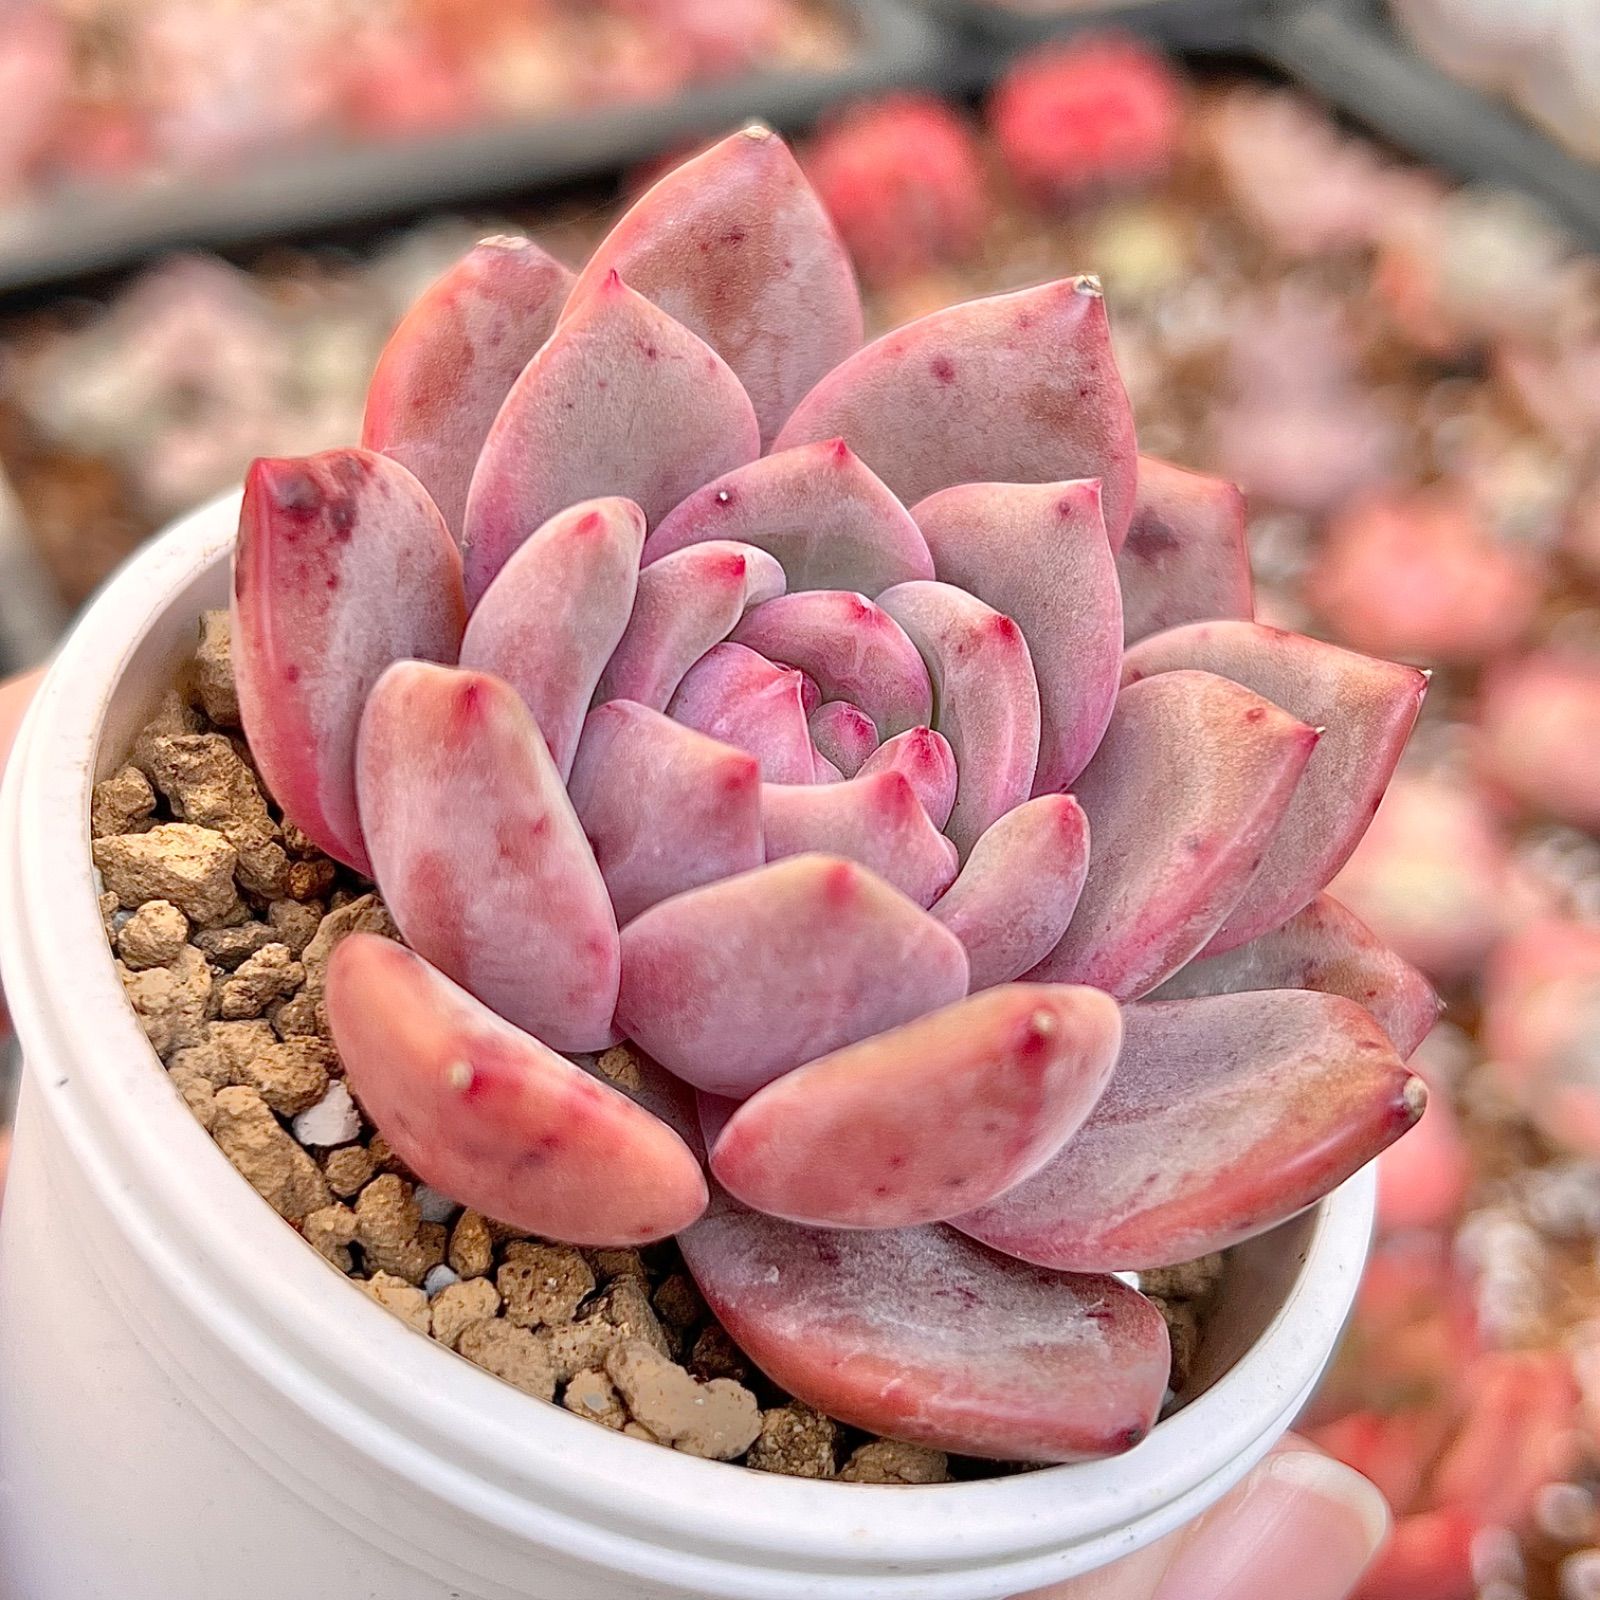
[0, 668, 41, 1187]
[1019, 1437, 1388, 1600]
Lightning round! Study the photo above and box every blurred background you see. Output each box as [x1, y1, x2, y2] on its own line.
[1, 1, 1598, 1595]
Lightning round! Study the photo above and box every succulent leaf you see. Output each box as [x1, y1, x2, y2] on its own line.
[730, 589, 933, 736]
[775, 278, 1139, 545]
[878, 580, 1042, 856]
[666, 641, 819, 784]
[567, 700, 763, 926]
[362, 236, 574, 540]
[642, 439, 934, 594]
[761, 770, 959, 907]
[1123, 621, 1428, 952]
[710, 983, 1121, 1228]
[1032, 670, 1317, 998]
[460, 497, 646, 779]
[808, 700, 880, 776]
[616, 854, 970, 1098]
[232, 448, 466, 874]
[680, 1197, 1170, 1461]
[567, 126, 863, 447]
[932, 795, 1091, 990]
[595, 539, 787, 712]
[356, 663, 620, 1052]
[1118, 457, 1254, 647]
[913, 478, 1121, 794]
[326, 935, 706, 1245]
[1153, 892, 1440, 1058]
[462, 270, 760, 603]
[954, 991, 1426, 1271]
[857, 726, 958, 830]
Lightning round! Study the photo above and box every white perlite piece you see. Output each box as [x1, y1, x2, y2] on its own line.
[414, 1184, 460, 1224]
[423, 1264, 460, 1298]
[291, 1081, 361, 1146]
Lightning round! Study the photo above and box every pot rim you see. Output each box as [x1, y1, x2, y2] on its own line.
[0, 492, 1376, 1594]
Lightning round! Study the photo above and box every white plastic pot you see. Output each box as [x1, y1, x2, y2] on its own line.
[0, 495, 1377, 1600]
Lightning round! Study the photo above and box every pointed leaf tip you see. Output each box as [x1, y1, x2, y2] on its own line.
[327, 936, 705, 1246]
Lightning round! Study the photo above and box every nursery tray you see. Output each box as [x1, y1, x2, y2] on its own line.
[910, 0, 1268, 53]
[1263, 0, 1600, 250]
[0, 0, 949, 297]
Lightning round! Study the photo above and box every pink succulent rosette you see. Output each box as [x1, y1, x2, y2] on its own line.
[231, 127, 1433, 1463]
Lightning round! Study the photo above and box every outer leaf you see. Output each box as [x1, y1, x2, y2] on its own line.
[569, 125, 862, 446]
[1123, 621, 1427, 952]
[362, 236, 574, 538]
[680, 1199, 1170, 1462]
[913, 479, 1120, 794]
[711, 984, 1121, 1228]
[1154, 892, 1440, 1058]
[642, 439, 934, 595]
[462, 271, 759, 603]
[232, 449, 466, 874]
[1031, 671, 1316, 999]
[595, 540, 786, 712]
[809, 701, 879, 776]
[774, 277, 1139, 545]
[616, 854, 969, 1097]
[460, 497, 645, 779]
[761, 770, 959, 907]
[1118, 457, 1254, 647]
[954, 991, 1426, 1271]
[356, 664, 619, 1052]
[730, 590, 933, 736]
[933, 796, 1090, 990]
[666, 642, 817, 783]
[878, 580, 1041, 856]
[567, 701, 762, 926]
[326, 936, 706, 1246]
[858, 726, 957, 830]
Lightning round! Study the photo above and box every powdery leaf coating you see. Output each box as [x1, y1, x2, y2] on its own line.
[761, 770, 959, 908]
[730, 590, 933, 737]
[1117, 457, 1254, 647]
[933, 795, 1090, 991]
[775, 278, 1139, 546]
[809, 701, 879, 776]
[858, 727, 957, 831]
[1152, 892, 1440, 1059]
[595, 540, 786, 713]
[1032, 671, 1317, 999]
[460, 498, 646, 779]
[679, 1199, 1170, 1462]
[877, 581, 1041, 857]
[1123, 621, 1428, 953]
[462, 271, 760, 604]
[568, 125, 863, 447]
[954, 992, 1425, 1272]
[567, 701, 762, 926]
[356, 664, 619, 1052]
[326, 936, 706, 1246]
[232, 449, 466, 874]
[362, 237, 575, 539]
[642, 439, 934, 596]
[616, 854, 970, 1098]
[666, 642, 818, 784]
[913, 478, 1121, 794]
[710, 984, 1122, 1228]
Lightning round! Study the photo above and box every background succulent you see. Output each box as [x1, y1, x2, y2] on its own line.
[231, 125, 1431, 1465]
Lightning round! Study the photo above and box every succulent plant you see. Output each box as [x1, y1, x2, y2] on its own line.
[230, 125, 1433, 1464]
[989, 34, 1183, 207]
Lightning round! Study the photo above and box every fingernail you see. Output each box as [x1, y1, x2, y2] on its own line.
[1151, 1447, 1390, 1600]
